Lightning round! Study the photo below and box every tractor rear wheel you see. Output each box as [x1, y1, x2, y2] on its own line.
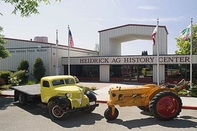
[104, 107, 119, 120]
[149, 91, 182, 121]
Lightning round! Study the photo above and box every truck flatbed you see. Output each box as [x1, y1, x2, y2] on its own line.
[10, 84, 41, 96]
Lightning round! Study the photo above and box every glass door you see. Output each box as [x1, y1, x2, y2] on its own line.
[130, 65, 138, 81]
[122, 65, 138, 81]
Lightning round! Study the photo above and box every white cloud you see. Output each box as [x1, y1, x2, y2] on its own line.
[138, 5, 159, 10]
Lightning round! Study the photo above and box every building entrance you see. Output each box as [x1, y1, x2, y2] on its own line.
[122, 65, 138, 81]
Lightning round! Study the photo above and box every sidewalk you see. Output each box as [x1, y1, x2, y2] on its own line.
[1, 82, 197, 110]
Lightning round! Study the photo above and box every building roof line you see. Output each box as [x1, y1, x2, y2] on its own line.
[98, 24, 169, 34]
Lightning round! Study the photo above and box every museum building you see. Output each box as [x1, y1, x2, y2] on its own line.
[1, 24, 197, 83]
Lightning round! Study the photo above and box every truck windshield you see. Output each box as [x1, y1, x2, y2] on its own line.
[65, 78, 75, 84]
[52, 79, 65, 86]
[52, 78, 75, 86]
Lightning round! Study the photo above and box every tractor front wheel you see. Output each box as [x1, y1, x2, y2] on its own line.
[104, 107, 119, 120]
[149, 91, 182, 121]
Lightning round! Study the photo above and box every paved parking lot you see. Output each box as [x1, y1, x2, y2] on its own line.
[0, 96, 197, 131]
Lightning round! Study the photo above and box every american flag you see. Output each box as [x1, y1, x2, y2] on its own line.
[68, 28, 74, 47]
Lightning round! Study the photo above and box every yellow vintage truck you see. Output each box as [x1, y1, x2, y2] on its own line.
[11, 75, 99, 120]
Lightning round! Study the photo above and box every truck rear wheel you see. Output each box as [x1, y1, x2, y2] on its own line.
[48, 101, 67, 120]
[18, 93, 26, 105]
[149, 91, 182, 121]
[104, 107, 119, 120]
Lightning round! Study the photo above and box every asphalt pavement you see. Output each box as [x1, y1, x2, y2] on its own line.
[1, 82, 197, 109]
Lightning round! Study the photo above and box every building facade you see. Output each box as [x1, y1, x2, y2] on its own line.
[1, 37, 98, 79]
[1, 24, 197, 83]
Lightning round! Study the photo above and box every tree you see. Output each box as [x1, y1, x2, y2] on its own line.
[175, 23, 197, 79]
[2, 0, 61, 17]
[0, 0, 60, 59]
[18, 60, 29, 71]
[0, 27, 10, 59]
[175, 23, 197, 54]
[17, 60, 29, 84]
[33, 58, 46, 83]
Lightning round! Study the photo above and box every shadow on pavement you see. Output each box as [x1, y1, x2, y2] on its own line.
[13, 102, 103, 128]
[107, 116, 197, 129]
[51, 112, 103, 128]
[0, 96, 14, 110]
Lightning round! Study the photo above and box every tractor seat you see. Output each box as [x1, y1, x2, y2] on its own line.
[166, 84, 175, 88]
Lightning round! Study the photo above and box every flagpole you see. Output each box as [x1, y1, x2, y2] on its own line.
[190, 18, 193, 88]
[156, 18, 159, 86]
[56, 30, 59, 75]
[68, 25, 70, 75]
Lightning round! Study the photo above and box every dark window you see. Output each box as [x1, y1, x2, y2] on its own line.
[43, 81, 49, 87]
[110, 65, 122, 77]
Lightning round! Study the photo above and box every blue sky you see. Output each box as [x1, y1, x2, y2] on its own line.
[0, 0, 196, 55]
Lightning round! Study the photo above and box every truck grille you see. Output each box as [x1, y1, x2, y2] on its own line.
[71, 93, 81, 99]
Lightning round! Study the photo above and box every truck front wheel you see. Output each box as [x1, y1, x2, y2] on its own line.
[48, 102, 67, 120]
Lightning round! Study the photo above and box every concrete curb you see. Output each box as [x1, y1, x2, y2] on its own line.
[182, 106, 197, 110]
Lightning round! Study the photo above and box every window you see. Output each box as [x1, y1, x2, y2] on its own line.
[52, 79, 64, 86]
[43, 81, 49, 87]
[65, 78, 75, 84]
[110, 65, 121, 77]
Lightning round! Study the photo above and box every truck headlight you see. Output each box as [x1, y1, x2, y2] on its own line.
[65, 93, 70, 98]
[86, 90, 90, 94]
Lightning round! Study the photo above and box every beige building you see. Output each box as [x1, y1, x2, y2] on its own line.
[1, 24, 197, 83]
[1, 37, 98, 78]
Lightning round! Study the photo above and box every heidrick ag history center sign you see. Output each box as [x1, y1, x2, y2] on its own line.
[62, 55, 197, 65]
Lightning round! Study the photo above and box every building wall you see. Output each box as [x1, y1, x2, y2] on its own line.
[1, 38, 98, 78]
[1, 39, 52, 78]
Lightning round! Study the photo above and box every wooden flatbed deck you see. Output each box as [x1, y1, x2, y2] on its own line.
[11, 84, 41, 96]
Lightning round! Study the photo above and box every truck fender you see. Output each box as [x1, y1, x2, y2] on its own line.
[48, 96, 71, 109]
[85, 91, 97, 102]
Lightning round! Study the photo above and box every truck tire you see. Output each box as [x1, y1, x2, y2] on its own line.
[149, 91, 182, 121]
[48, 101, 67, 120]
[18, 93, 26, 105]
[104, 107, 119, 121]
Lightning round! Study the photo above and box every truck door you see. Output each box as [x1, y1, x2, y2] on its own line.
[40, 81, 51, 103]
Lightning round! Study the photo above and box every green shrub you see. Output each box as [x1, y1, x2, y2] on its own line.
[190, 85, 197, 97]
[9, 76, 21, 86]
[9, 70, 28, 85]
[0, 70, 12, 84]
[26, 80, 37, 85]
[14, 70, 28, 84]
[33, 58, 46, 83]
[77, 85, 97, 92]
[0, 78, 5, 86]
